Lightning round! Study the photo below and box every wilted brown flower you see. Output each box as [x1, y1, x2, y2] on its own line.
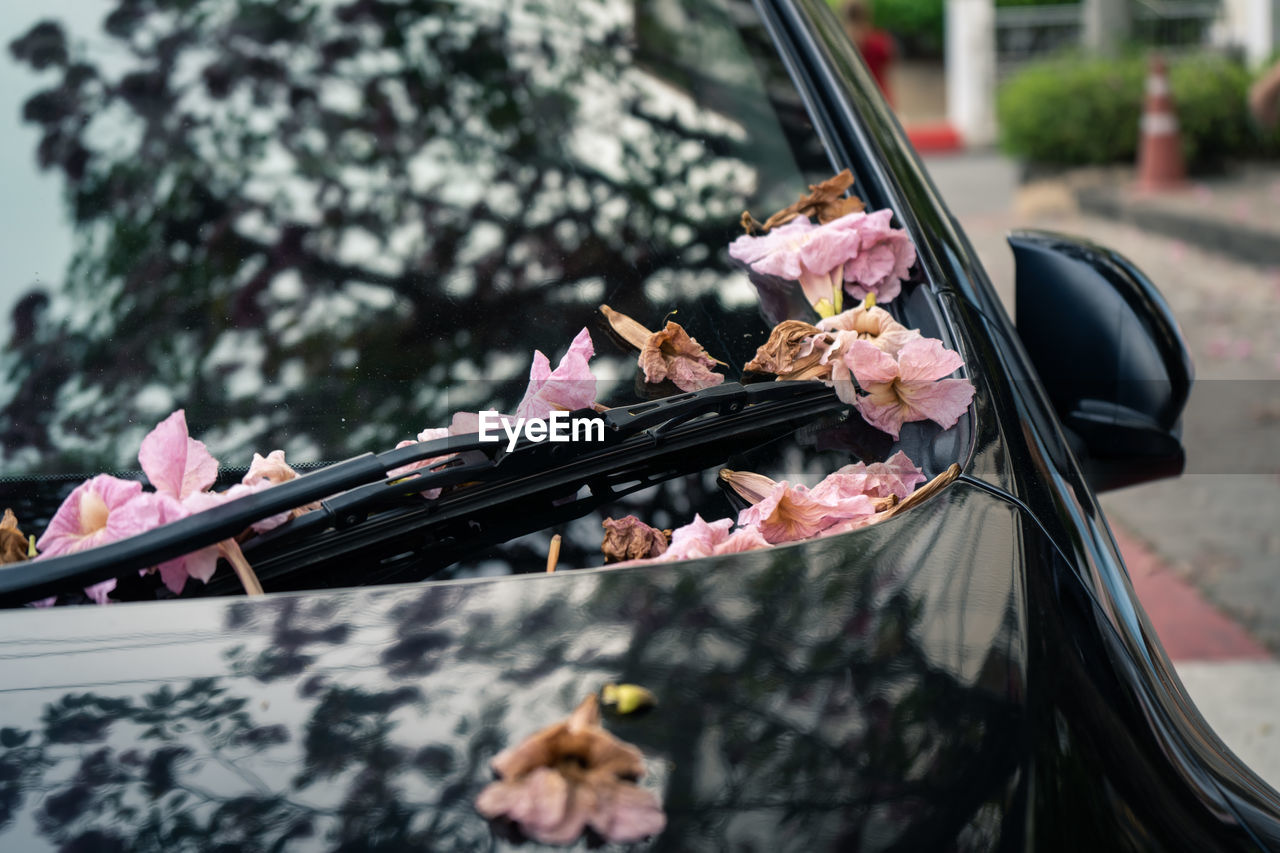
[475, 694, 667, 846]
[602, 516, 670, 563]
[600, 306, 724, 392]
[740, 169, 866, 234]
[638, 323, 724, 391]
[1, 509, 30, 564]
[743, 320, 834, 381]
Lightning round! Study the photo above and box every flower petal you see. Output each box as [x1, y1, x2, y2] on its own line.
[138, 410, 220, 501]
[843, 338, 900, 385]
[516, 328, 596, 419]
[896, 337, 964, 383]
[899, 377, 976, 431]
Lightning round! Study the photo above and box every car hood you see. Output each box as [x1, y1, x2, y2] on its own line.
[1, 471, 1267, 851]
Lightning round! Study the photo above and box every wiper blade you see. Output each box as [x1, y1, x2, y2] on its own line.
[0, 382, 843, 606]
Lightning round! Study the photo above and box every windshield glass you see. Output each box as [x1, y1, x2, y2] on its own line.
[1, 0, 969, 597]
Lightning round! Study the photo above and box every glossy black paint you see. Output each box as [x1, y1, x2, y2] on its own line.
[1011, 229, 1192, 492]
[1, 1, 1278, 852]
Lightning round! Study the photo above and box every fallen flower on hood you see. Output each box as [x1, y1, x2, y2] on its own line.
[816, 300, 920, 358]
[599, 306, 724, 392]
[517, 327, 597, 420]
[810, 451, 926, 502]
[841, 337, 975, 439]
[728, 215, 856, 317]
[840, 209, 916, 304]
[736, 479, 883, 544]
[818, 463, 962, 538]
[601, 516, 670, 563]
[743, 320, 835, 381]
[1, 509, 29, 564]
[638, 323, 724, 392]
[474, 693, 666, 846]
[740, 169, 865, 234]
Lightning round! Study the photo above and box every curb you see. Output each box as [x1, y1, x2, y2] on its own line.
[1114, 526, 1272, 662]
[906, 122, 963, 154]
[1075, 185, 1280, 267]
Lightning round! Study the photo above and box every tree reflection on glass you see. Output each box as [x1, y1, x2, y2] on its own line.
[2, 0, 821, 477]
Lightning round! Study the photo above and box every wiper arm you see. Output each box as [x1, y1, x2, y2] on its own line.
[0, 381, 843, 605]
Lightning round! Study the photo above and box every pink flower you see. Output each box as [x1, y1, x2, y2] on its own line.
[737, 480, 876, 544]
[728, 216, 858, 316]
[729, 210, 916, 314]
[138, 410, 219, 501]
[36, 475, 169, 603]
[842, 337, 975, 439]
[715, 525, 773, 554]
[36, 475, 166, 559]
[811, 451, 926, 502]
[840, 209, 916, 303]
[516, 328, 597, 420]
[661, 515, 736, 561]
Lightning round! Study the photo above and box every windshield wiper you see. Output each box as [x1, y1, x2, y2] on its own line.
[0, 381, 844, 606]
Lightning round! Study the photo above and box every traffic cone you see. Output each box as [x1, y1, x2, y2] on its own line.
[1136, 55, 1186, 192]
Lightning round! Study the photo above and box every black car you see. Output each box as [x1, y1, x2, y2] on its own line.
[0, 0, 1275, 850]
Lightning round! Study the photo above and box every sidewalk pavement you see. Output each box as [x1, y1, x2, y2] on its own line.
[1064, 163, 1280, 267]
[922, 149, 1280, 791]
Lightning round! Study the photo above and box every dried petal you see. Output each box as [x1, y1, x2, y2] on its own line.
[743, 320, 834, 380]
[637, 322, 724, 391]
[883, 463, 962, 519]
[602, 516, 670, 563]
[1, 509, 28, 564]
[742, 169, 866, 233]
[718, 469, 778, 504]
[599, 304, 653, 350]
[476, 694, 666, 845]
[242, 450, 299, 486]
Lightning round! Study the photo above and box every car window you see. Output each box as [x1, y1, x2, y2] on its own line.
[0, 0, 968, 599]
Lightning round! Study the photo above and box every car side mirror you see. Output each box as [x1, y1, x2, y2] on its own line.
[1010, 229, 1194, 492]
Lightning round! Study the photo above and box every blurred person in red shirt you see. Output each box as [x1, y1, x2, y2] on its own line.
[842, 0, 894, 104]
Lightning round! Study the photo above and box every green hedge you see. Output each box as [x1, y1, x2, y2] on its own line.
[997, 53, 1263, 171]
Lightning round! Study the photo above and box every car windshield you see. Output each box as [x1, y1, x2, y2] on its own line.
[0, 0, 968, 598]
